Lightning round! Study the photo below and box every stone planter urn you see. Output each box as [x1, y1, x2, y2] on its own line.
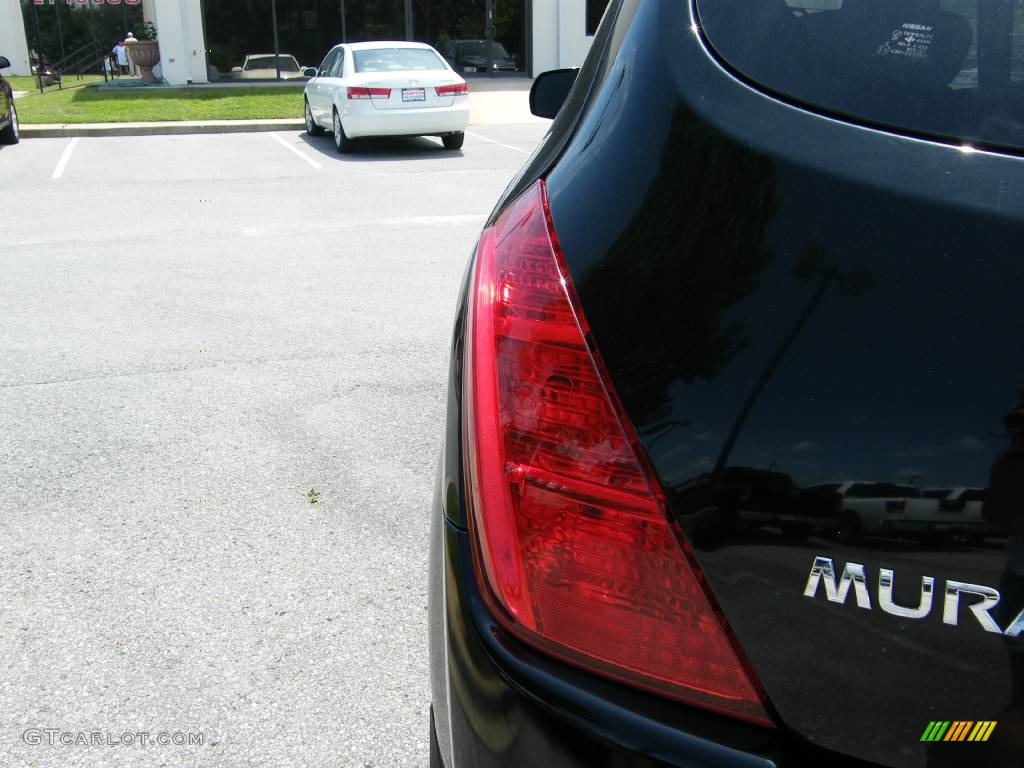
[127, 40, 160, 83]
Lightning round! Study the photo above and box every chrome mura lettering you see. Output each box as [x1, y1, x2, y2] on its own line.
[803, 556, 872, 609]
[1004, 608, 1024, 638]
[879, 568, 934, 620]
[943, 580, 1002, 633]
[803, 556, 1016, 635]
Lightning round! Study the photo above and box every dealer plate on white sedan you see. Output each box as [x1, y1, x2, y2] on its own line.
[402, 88, 426, 102]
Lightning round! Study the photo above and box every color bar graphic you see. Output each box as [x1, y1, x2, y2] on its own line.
[968, 722, 997, 742]
[922, 721, 997, 742]
[921, 721, 950, 742]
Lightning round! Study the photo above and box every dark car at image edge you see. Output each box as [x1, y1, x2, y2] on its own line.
[429, 2, 1024, 768]
[1, 56, 21, 145]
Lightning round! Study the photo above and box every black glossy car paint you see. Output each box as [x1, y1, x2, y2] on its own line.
[0, 66, 16, 143]
[430, 1, 1024, 767]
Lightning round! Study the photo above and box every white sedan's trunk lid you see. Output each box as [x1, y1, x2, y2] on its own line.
[347, 72, 461, 110]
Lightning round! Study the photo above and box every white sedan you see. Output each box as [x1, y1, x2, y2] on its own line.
[303, 41, 470, 153]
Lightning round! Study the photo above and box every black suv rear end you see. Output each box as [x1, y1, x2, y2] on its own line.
[429, 2, 1024, 767]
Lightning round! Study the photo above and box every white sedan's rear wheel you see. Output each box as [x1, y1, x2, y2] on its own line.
[442, 132, 464, 151]
[333, 110, 353, 154]
[304, 100, 323, 136]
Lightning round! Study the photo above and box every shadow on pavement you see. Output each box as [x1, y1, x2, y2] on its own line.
[297, 132, 463, 162]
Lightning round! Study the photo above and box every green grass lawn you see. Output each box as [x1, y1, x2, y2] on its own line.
[6, 74, 106, 93]
[15, 84, 304, 124]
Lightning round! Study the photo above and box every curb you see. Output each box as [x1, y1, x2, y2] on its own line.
[19, 118, 305, 138]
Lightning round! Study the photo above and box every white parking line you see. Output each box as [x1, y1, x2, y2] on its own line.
[51, 137, 80, 179]
[466, 131, 531, 155]
[269, 132, 322, 170]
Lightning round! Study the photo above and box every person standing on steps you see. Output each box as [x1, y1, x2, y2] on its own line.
[113, 40, 129, 77]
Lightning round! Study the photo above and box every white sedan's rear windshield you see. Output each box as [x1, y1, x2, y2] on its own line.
[353, 48, 446, 73]
[697, 0, 1024, 153]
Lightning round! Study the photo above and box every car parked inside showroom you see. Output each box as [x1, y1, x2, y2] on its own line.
[303, 41, 469, 153]
[441, 39, 518, 73]
[232, 53, 305, 80]
[0, 56, 19, 145]
[428, 1, 1024, 767]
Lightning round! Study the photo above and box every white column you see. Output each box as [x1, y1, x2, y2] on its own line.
[182, 0, 208, 83]
[531, 0, 558, 74]
[150, 0, 207, 85]
[560, 0, 592, 69]
[0, 0, 32, 76]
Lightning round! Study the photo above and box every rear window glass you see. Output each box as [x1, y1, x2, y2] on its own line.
[353, 48, 446, 73]
[696, 0, 1024, 153]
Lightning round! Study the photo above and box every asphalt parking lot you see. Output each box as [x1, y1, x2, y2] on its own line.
[0, 124, 548, 767]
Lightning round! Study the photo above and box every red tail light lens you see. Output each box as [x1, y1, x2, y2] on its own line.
[463, 180, 772, 726]
[435, 83, 469, 97]
[887, 500, 907, 514]
[347, 87, 391, 99]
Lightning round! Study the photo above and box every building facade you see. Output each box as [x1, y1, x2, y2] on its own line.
[2, 1, 32, 74]
[5, 0, 609, 84]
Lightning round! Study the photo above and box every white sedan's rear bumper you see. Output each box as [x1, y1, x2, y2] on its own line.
[340, 100, 469, 138]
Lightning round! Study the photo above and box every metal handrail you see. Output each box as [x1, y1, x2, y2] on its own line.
[53, 40, 101, 69]
[36, 40, 108, 92]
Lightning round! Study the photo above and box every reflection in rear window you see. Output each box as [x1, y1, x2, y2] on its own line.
[696, 0, 1024, 153]
[460, 41, 513, 59]
[847, 483, 921, 497]
[353, 48, 446, 73]
[807, 483, 842, 493]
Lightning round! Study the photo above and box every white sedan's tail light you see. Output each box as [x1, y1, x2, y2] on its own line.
[435, 83, 469, 97]
[347, 87, 391, 100]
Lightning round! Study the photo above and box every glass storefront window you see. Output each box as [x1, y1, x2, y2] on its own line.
[22, 0, 145, 77]
[200, 0, 526, 82]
